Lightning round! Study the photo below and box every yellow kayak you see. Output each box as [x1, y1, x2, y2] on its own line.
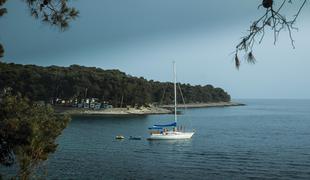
[115, 135, 125, 139]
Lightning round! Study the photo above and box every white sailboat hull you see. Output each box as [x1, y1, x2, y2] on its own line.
[148, 62, 196, 140]
[148, 131, 194, 140]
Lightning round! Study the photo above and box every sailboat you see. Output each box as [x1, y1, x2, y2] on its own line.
[147, 62, 195, 140]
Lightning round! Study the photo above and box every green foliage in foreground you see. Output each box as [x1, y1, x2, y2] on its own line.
[0, 91, 71, 179]
[0, 62, 231, 107]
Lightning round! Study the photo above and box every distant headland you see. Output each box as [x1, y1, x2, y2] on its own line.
[0, 62, 243, 115]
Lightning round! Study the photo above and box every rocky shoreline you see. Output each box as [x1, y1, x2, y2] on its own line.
[54, 106, 172, 116]
[161, 102, 245, 109]
[54, 101, 245, 116]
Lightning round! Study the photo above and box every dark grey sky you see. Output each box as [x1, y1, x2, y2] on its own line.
[1, 0, 309, 98]
[1, 0, 256, 61]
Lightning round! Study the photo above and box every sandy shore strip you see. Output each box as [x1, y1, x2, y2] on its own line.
[54, 106, 172, 116]
[54, 102, 245, 116]
[160, 101, 245, 108]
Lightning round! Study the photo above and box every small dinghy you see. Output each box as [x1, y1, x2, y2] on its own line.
[129, 136, 142, 140]
[115, 135, 125, 140]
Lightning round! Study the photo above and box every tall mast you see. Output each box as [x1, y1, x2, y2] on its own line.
[173, 61, 177, 123]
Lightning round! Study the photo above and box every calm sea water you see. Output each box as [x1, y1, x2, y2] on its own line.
[3, 100, 310, 179]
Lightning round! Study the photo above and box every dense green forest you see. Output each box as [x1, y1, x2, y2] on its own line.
[0, 62, 231, 107]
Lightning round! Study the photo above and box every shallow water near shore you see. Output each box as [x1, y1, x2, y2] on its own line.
[4, 99, 310, 179]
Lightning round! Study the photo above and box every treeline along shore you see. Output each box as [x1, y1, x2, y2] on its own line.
[0, 62, 242, 115]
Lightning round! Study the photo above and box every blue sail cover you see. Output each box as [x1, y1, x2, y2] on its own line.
[148, 122, 177, 130]
[148, 126, 163, 130]
[154, 122, 177, 127]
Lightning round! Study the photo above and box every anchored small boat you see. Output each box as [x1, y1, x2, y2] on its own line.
[129, 136, 142, 140]
[148, 62, 195, 140]
[115, 135, 125, 139]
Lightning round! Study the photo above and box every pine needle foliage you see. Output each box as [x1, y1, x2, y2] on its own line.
[0, 90, 71, 179]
